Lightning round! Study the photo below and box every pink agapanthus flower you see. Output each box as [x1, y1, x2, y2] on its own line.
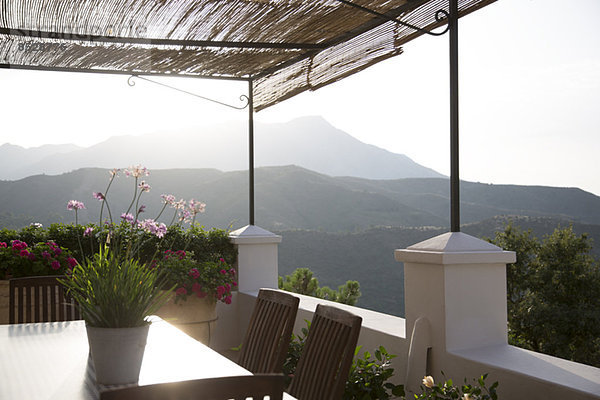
[121, 213, 135, 224]
[124, 165, 149, 178]
[173, 199, 186, 210]
[179, 209, 192, 223]
[92, 192, 105, 201]
[138, 181, 150, 192]
[67, 200, 85, 210]
[188, 199, 206, 215]
[138, 219, 167, 238]
[161, 194, 176, 205]
[83, 227, 94, 237]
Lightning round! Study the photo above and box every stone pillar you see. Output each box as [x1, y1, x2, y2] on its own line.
[395, 232, 516, 379]
[212, 225, 281, 351]
[229, 225, 282, 292]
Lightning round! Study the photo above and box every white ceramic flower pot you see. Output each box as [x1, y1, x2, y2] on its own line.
[86, 324, 149, 385]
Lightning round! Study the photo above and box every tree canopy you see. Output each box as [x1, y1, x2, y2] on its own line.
[491, 223, 600, 367]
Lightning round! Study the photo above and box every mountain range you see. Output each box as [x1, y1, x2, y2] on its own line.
[1, 166, 599, 231]
[0, 116, 442, 181]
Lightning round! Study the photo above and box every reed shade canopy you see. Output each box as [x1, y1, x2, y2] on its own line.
[0, 0, 495, 111]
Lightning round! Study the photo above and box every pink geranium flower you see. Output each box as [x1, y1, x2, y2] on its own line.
[188, 268, 200, 279]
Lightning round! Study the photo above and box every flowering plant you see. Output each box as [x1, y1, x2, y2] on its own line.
[414, 374, 498, 400]
[0, 239, 76, 279]
[62, 165, 236, 310]
[67, 165, 208, 262]
[156, 250, 236, 304]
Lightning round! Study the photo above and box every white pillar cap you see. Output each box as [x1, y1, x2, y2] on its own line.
[395, 232, 516, 264]
[229, 225, 282, 244]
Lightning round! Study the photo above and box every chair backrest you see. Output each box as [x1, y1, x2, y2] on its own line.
[238, 289, 300, 373]
[287, 304, 362, 400]
[99, 374, 285, 400]
[9, 275, 81, 324]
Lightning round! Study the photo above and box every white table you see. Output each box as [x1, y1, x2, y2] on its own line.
[0, 317, 295, 399]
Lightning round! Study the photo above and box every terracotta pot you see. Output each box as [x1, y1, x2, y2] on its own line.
[86, 324, 149, 385]
[155, 292, 217, 345]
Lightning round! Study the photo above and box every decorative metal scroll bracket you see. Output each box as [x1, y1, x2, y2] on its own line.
[127, 75, 249, 110]
[335, 0, 450, 37]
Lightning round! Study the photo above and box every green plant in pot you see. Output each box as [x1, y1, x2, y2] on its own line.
[60, 248, 173, 385]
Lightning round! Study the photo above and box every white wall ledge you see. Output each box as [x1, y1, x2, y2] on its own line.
[451, 344, 600, 398]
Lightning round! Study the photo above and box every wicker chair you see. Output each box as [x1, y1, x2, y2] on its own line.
[287, 304, 362, 400]
[99, 374, 285, 400]
[238, 289, 300, 373]
[9, 275, 80, 324]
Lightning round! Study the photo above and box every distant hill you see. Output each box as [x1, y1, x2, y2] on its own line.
[1, 166, 599, 231]
[0, 116, 443, 181]
[0, 143, 82, 177]
[277, 215, 600, 317]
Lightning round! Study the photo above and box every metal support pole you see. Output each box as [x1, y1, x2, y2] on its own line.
[449, 0, 460, 232]
[248, 80, 255, 226]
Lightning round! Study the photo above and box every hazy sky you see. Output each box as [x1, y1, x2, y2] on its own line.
[1, 0, 599, 195]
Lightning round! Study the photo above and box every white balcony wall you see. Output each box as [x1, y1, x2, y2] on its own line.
[212, 227, 600, 399]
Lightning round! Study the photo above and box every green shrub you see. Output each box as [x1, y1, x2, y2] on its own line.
[343, 346, 404, 400]
[279, 267, 361, 306]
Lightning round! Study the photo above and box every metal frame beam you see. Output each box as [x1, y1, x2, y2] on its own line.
[248, 80, 255, 226]
[449, 0, 460, 232]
